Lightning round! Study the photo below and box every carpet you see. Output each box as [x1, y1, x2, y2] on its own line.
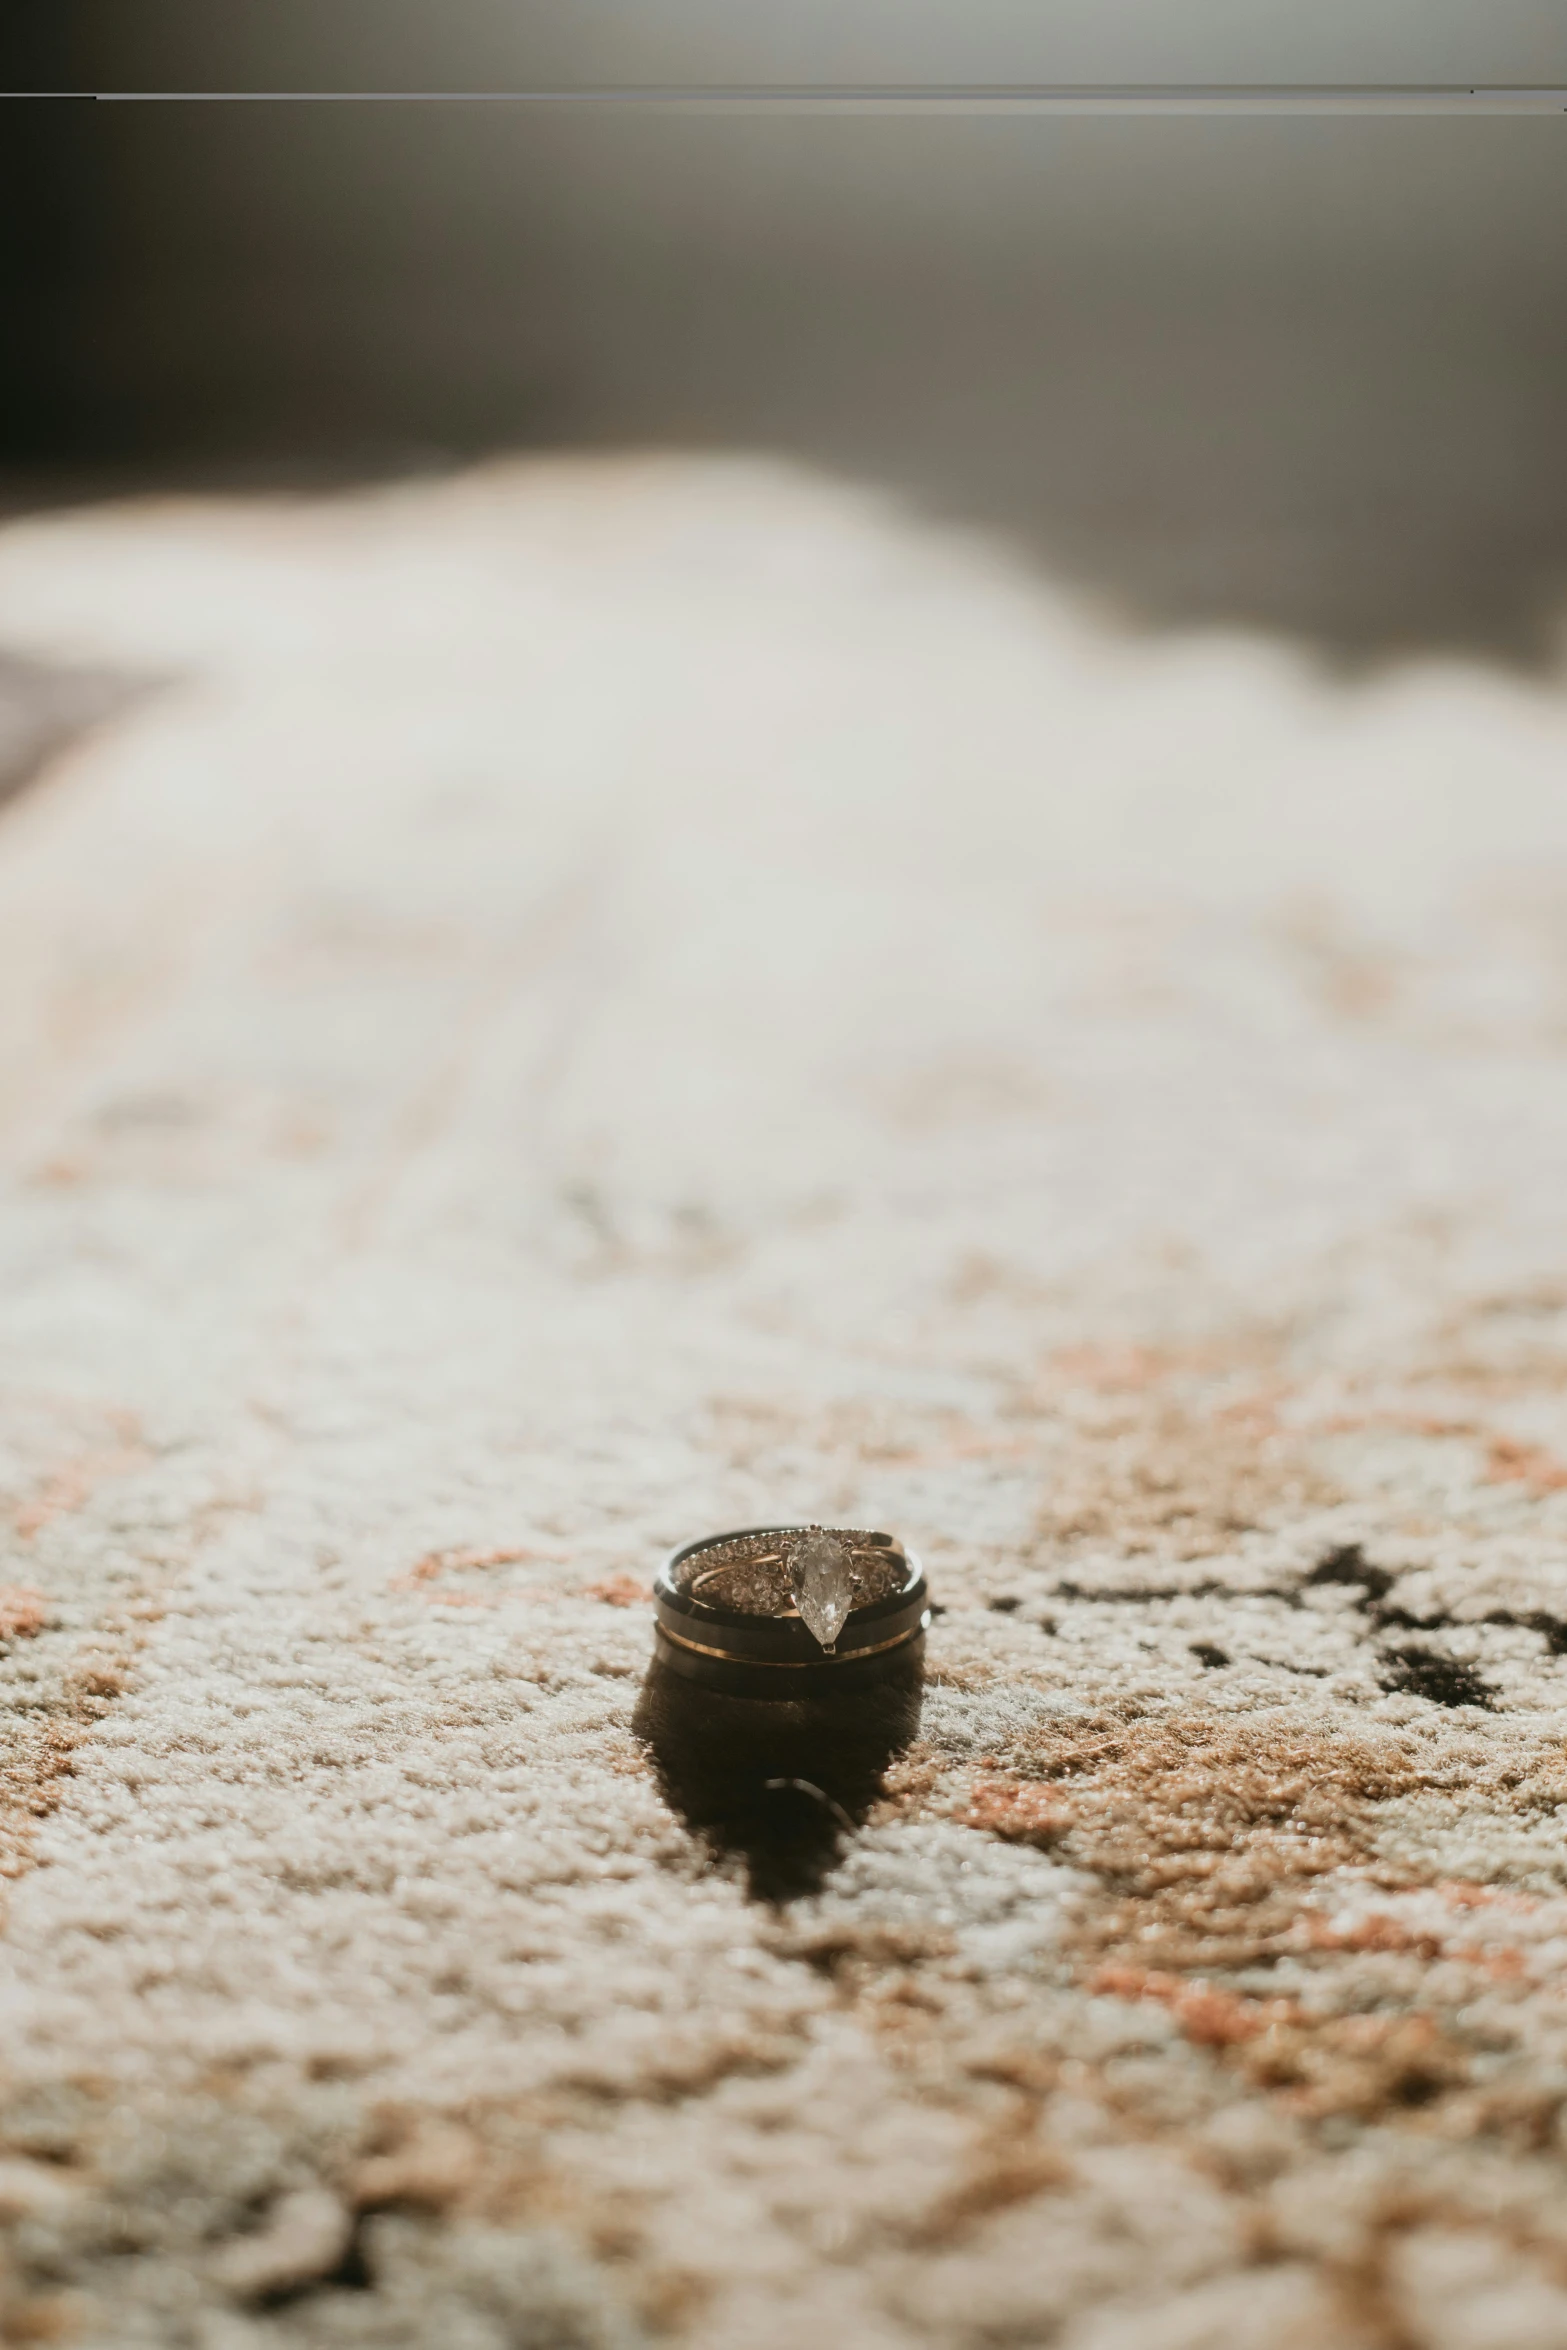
[3, 458, 1567, 2349]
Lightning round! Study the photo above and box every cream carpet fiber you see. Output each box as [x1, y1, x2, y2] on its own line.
[4, 461, 1567, 2349]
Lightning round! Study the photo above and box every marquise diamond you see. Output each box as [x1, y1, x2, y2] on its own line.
[789, 1527, 855, 1651]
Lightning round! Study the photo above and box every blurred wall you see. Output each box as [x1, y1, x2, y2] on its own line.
[6, 1, 1567, 659]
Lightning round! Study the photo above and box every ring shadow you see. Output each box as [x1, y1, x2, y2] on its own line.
[632, 1651, 924, 1905]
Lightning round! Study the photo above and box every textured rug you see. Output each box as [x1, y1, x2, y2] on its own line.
[3, 459, 1567, 2350]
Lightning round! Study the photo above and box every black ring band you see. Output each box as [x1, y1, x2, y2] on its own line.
[654, 1524, 928, 1689]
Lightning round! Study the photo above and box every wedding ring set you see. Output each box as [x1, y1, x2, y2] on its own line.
[653, 1523, 929, 1692]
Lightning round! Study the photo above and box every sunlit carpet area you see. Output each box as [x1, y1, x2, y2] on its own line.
[4, 461, 1567, 2348]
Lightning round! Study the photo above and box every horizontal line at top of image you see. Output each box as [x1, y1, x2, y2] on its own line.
[26, 86, 1567, 116]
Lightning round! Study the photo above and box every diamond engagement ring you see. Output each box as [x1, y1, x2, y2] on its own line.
[653, 1525, 929, 1691]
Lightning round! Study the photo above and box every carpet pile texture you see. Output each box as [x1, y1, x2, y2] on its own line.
[3, 460, 1567, 2348]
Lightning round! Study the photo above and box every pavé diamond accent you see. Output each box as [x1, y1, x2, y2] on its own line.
[672, 1527, 904, 1618]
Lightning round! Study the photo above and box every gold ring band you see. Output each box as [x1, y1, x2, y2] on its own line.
[655, 1615, 929, 1668]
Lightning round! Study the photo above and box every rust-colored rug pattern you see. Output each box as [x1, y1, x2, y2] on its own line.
[3, 464, 1567, 2349]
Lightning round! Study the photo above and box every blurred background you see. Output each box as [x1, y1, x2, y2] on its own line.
[5, 0, 1567, 662]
